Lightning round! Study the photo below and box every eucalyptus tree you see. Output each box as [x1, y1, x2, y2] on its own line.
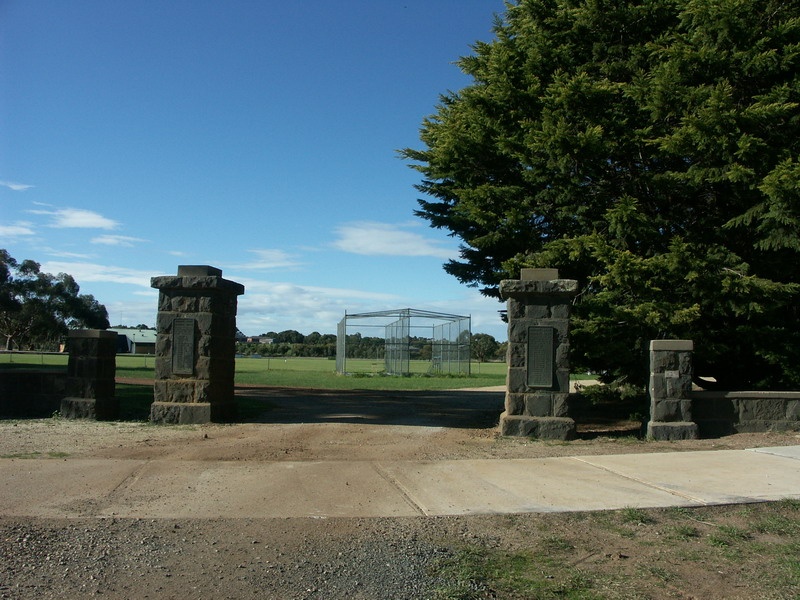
[0, 250, 109, 350]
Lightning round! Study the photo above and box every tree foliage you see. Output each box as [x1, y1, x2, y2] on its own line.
[0, 250, 110, 350]
[402, 0, 800, 389]
[235, 331, 499, 362]
[471, 333, 501, 362]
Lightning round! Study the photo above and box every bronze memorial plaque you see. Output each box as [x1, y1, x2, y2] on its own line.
[527, 326, 554, 388]
[172, 318, 195, 375]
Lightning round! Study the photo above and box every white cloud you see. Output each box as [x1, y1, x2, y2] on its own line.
[228, 249, 302, 270]
[232, 278, 507, 337]
[91, 234, 148, 247]
[0, 221, 35, 236]
[39, 261, 153, 288]
[417, 293, 507, 337]
[0, 180, 34, 191]
[240, 278, 400, 308]
[233, 277, 403, 335]
[28, 263, 507, 338]
[30, 207, 119, 230]
[46, 250, 95, 260]
[104, 297, 159, 328]
[332, 221, 455, 259]
[233, 282, 507, 338]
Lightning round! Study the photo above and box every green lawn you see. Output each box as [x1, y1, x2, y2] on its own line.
[0, 352, 507, 390]
[234, 356, 508, 390]
[0, 352, 65, 369]
[0, 352, 602, 391]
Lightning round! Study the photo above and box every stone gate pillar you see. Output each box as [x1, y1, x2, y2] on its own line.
[150, 266, 244, 424]
[646, 340, 698, 440]
[499, 269, 578, 439]
[60, 329, 118, 420]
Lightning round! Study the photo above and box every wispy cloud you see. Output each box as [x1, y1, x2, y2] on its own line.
[230, 248, 302, 270]
[0, 180, 34, 191]
[39, 261, 153, 288]
[44, 249, 96, 260]
[416, 293, 506, 333]
[234, 278, 402, 334]
[103, 297, 158, 327]
[32, 247, 97, 260]
[43, 266, 506, 337]
[0, 221, 35, 237]
[241, 278, 401, 303]
[332, 221, 454, 259]
[91, 234, 148, 247]
[233, 277, 506, 337]
[30, 207, 119, 230]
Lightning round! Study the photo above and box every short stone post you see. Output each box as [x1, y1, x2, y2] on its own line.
[499, 269, 578, 439]
[646, 340, 698, 440]
[150, 266, 245, 424]
[60, 329, 118, 420]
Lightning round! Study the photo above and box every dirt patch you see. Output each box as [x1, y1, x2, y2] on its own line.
[2, 385, 797, 462]
[5, 418, 796, 464]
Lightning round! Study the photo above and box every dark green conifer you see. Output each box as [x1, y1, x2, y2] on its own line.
[402, 0, 800, 388]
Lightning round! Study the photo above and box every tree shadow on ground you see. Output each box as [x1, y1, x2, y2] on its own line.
[114, 383, 644, 436]
[235, 386, 504, 429]
[575, 420, 645, 440]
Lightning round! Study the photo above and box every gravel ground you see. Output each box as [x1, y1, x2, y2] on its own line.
[1, 515, 490, 600]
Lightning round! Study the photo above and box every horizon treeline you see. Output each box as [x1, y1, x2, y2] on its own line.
[236, 330, 505, 361]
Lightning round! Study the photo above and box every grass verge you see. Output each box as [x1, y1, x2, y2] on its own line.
[430, 501, 800, 599]
[0, 451, 70, 459]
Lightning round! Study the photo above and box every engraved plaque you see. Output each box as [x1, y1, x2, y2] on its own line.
[527, 326, 553, 388]
[172, 318, 195, 375]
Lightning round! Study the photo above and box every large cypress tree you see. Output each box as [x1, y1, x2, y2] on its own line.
[402, 0, 800, 389]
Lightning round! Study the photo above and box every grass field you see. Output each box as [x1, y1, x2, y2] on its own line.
[0, 352, 508, 390]
[233, 356, 508, 389]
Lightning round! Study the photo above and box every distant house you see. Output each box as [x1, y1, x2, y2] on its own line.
[246, 336, 274, 344]
[109, 328, 157, 354]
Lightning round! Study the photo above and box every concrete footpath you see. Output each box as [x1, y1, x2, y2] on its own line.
[2, 446, 799, 519]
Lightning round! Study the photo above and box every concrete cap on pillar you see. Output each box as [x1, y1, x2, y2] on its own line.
[650, 339, 694, 351]
[520, 268, 559, 281]
[178, 265, 223, 277]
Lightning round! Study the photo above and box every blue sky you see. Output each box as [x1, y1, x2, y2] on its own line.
[1, 0, 509, 340]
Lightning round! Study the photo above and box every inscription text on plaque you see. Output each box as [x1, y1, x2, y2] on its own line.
[527, 326, 554, 388]
[172, 318, 195, 376]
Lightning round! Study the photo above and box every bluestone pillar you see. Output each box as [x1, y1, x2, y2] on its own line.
[646, 339, 698, 440]
[150, 266, 244, 424]
[60, 329, 118, 420]
[499, 268, 578, 439]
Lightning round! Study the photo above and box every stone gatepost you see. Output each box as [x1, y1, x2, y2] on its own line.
[150, 266, 244, 424]
[499, 268, 578, 439]
[60, 329, 118, 420]
[646, 340, 698, 440]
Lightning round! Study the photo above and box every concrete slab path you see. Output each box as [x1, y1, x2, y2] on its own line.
[2, 446, 799, 519]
